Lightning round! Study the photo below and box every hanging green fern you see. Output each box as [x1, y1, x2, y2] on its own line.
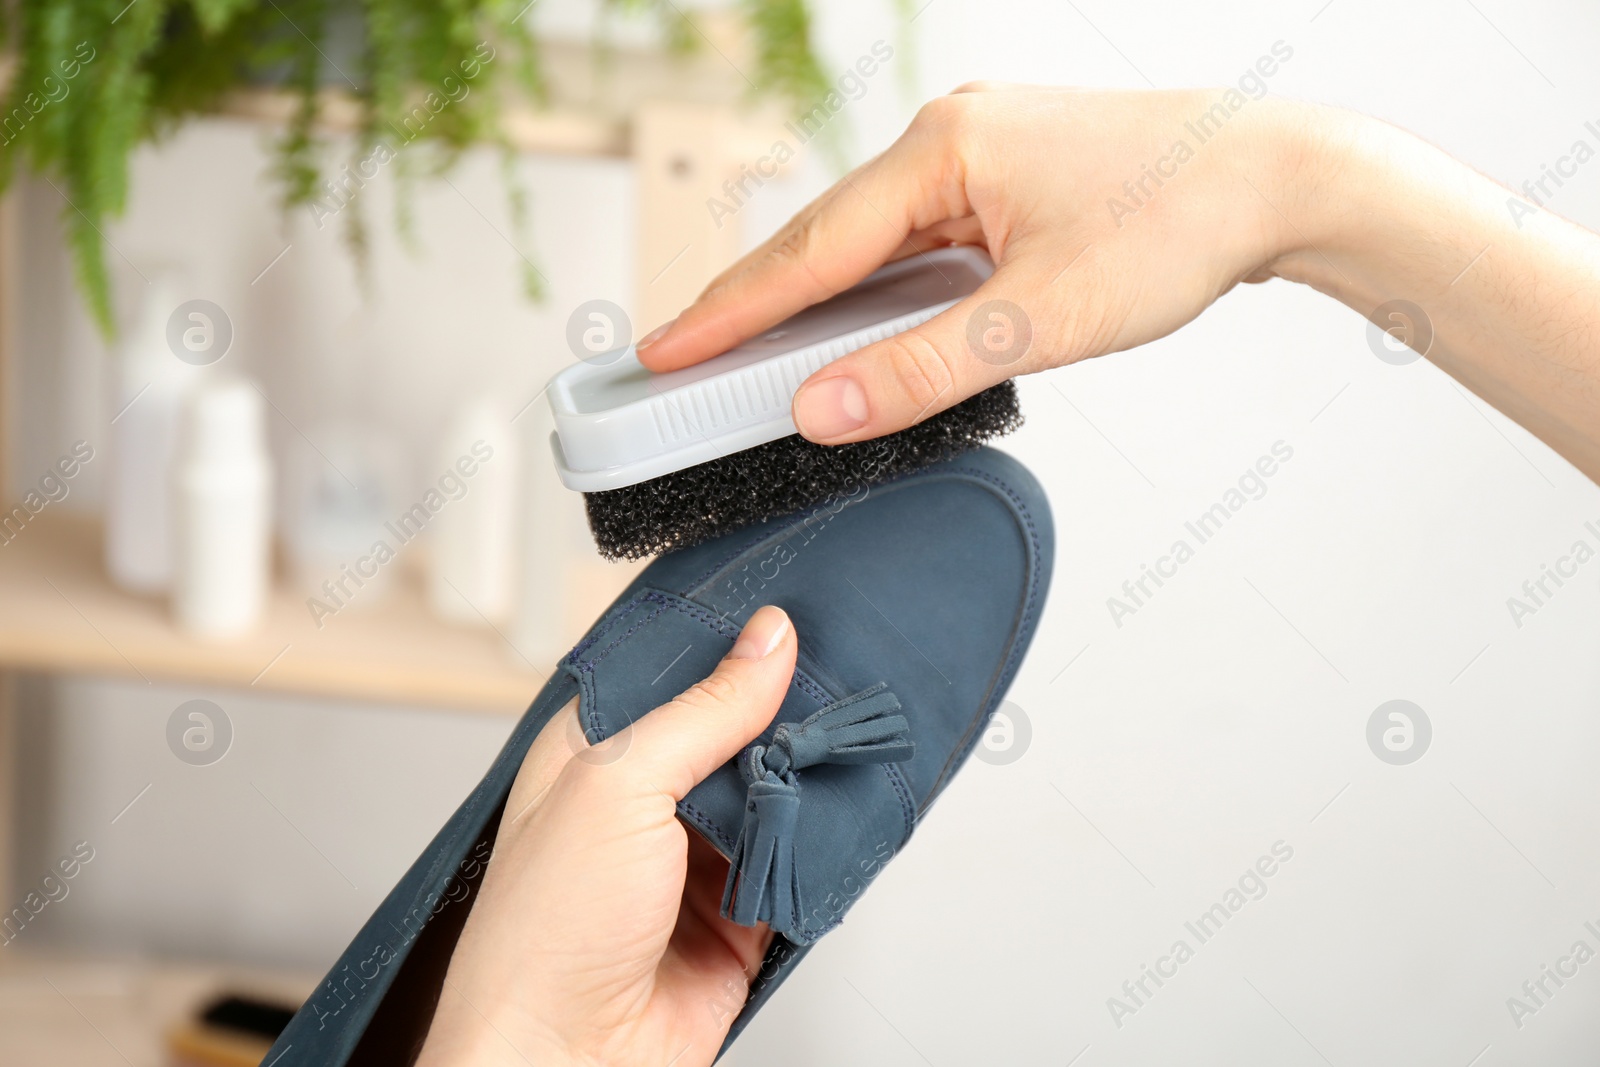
[0, 0, 854, 336]
[739, 0, 830, 106]
[602, 0, 836, 116]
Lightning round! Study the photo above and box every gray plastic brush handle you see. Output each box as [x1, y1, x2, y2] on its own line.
[544, 245, 994, 492]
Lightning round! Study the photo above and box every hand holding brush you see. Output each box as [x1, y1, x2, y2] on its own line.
[636, 85, 1600, 485]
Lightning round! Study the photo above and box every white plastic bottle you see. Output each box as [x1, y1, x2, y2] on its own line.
[427, 399, 519, 625]
[172, 379, 274, 639]
[105, 273, 194, 592]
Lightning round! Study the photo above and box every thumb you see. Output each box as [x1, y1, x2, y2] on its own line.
[790, 277, 1040, 443]
[621, 606, 797, 800]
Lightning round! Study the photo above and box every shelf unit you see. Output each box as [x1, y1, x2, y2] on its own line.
[0, 23, 781, 706]
[0, 511, 644, 715]
[0, 18, 792, 1057]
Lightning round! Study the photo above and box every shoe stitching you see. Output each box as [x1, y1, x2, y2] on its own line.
[720, 456, 1050, 1040]
[883, 761, 916, 842]
[683, 529, 777, 593]
[922, 465, 1046, 801]
[572, 590, 842, 708]
[566, 462, 1044, 953]
[564, 589, 915, 865]
[566, 595, 653, 661]
[585, 600, 672, 666]
[627, 465, 1045, 830]
[680, 496, 874, 601]
[694, 461, 1043, 808]
[680, 801, 737, 853]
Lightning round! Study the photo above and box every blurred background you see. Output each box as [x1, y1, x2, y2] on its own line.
[1, 0, 1599, 1063]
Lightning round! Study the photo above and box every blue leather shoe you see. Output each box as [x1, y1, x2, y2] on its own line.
[265, 445, 1053, 1065]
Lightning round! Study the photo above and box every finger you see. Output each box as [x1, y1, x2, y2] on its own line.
[950, 81, 1083, 93]
[693, 161, 880, 297]
[677, 831, 773, 974]
[503, 696, 583, 826]
[636, 134, 961, 373]
[619, 606, 798, 800]
[948, 79, 1027, 94]
[636, 173, 915, 372]
[776, 217, 983, 276]
[790, 270, 1045, 443]
[665, 832, 775, 1016]
[884, 218, 988, 263]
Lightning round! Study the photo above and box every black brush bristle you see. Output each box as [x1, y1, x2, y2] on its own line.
[583, 381, 1023, 560]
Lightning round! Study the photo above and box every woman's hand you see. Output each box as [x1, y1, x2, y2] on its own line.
[635, 85, 1313, 443]
[416, 605, 797, 1067]
[636, 85, 1600, 482]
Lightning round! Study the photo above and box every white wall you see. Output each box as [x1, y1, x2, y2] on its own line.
[10, 0, 1600, 1064]
[12, 675, 515, 968]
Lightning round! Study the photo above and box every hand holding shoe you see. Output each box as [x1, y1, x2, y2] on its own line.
[417, 606, 796, 1067]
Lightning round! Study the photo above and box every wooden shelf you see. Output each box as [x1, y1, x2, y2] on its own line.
[0, 949, 314, 1067]
[0, 512, 642, 714]
[216, 20, 787, 161]
[220, 86, 631, 158]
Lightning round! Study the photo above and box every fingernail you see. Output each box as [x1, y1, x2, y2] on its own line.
[793, 376, 868, 440]
[636, 318, 676, 351]
[729, 605, 790, 660]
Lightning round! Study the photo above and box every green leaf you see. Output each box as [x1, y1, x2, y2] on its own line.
[2, 0, 856, 336]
